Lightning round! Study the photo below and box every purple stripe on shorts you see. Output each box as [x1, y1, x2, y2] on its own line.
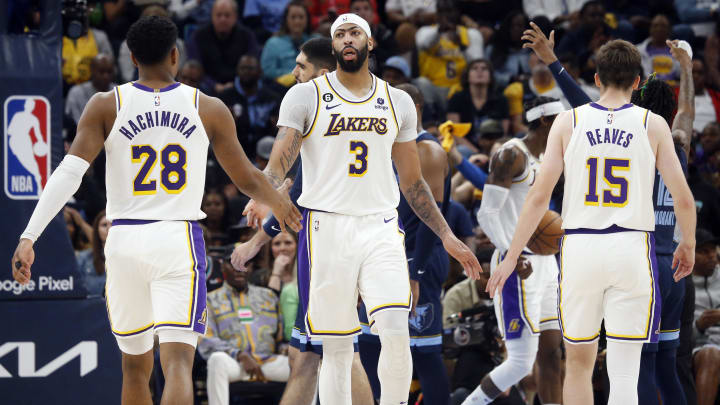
[501, 271, 525, 340]
[111, 219, 159, 226]
[297, 210, 311, 321]
[564, 225, 640, 235]
[190, 221, 207, 334]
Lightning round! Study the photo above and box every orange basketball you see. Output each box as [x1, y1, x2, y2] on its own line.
[527, 210, 563, 255]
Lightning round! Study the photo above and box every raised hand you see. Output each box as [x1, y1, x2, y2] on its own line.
[522, 22, 557, 65]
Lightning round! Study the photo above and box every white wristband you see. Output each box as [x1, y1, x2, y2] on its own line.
[20, 154, 90, 242]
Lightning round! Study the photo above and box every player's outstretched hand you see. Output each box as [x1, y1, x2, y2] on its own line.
[11, 239, 34, 285]
[242, 199, 271, 229]
[522, 22, 557, 65]
[667, 39, 692, 69]
[486, 256, 517, 298]
[672, 240, 695, 282]
[231, 240, 263, 271]
[443, 234, 482, 280]
[272, 179, 302, 233]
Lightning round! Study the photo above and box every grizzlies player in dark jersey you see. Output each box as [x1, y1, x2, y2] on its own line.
[522, 25, 694, 404]
[357, 83, 452, 405]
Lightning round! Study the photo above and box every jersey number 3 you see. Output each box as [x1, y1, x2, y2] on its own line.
[585, 157, 629, 207]
[349, 140, 368, 177]
[132, 144, 187, 195]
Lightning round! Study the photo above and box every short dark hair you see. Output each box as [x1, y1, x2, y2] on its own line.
[397, 83, 424, 108]
[630, 75, 676, 125]
[300, 37, 335, 71]
[580, 0, 603, 16]
[524, 96, 559, 130]
[595, 40, 642, 89]
[126, 16, 178, 66]
[349, 0, 371, 7]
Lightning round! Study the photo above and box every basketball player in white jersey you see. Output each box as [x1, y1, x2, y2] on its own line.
[464, 96, 563, 405]
[10, 16, 301, 405]
[486, 40, 696, 405]
[261, 13, 482, 405]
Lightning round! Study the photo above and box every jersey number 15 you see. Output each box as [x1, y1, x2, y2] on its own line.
[132, 144, 187, 195]
[584, 157, 629, 207]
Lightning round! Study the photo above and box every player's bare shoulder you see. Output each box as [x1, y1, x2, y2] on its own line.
[83, 90, 117, 132]
[646, 110, 672, 154]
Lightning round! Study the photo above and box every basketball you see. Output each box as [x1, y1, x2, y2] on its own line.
[527, 210, 563, 255]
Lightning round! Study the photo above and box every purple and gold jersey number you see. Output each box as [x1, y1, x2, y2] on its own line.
[349, 140, 368, 177]
[584, 157, 629, 207]
[131, 144, 187, 195]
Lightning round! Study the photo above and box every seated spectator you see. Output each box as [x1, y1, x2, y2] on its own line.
[199, 257, 290, 405]
[557, 53, 601, 101]
[66, 54, 116, 124]
[416, 0, 484, 104]
[556, 1, 631, 66]
[62, 2, 114, 90]
[696, 122, 720, 171]
[675, 0, 719, 37]
[385, 0, 436, 28]
[382, 56, 411, 87]
[447, 59, 510, 140]
[169, 0, 215, 26]
[201, 189, 235, 246]
[118, 5, 187, 83]
[64, 206, 92, 253]
[260, 1, 313, 82]
[503, 53, 569, 134]
[350, 0, 398, 68]
[692, 229, 720, 405]
[75, 210, 110, 297]
[244, 0, 290, 43]
[485, 10, 531, 89]
[639, 14, 681, 85]
[307, 0, 379, 30]
[691, 58, 720, 133]
[219, 55, 282, 158]
[188, 0, 259, 94]
[269, 232, 299, 341]
[178, 59, 215, 96]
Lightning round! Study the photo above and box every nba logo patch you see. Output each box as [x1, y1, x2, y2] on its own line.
[4, 95, 51, 199]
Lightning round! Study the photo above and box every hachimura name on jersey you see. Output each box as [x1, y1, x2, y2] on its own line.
[105, 82, 209, 221]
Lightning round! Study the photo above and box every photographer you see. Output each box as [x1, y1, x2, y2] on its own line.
[443, 268, 525, 405]
[62, 0, 114, 91]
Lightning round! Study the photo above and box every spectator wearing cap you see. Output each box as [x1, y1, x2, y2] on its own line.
[218, 55, 283, 160]
[255, 136, 275, 170]
[415, 0, 484, 105]
[692, 228, 720, 405]
[188, 0, 260, 94]
[382, 56, 411, 87]
[447, 59, 510, 142]
[350, 0, 398, 67]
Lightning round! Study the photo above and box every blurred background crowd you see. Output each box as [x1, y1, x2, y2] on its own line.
[7, 0, 720, 403]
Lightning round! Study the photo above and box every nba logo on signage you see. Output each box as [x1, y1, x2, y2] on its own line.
[4, 96, 51, 199]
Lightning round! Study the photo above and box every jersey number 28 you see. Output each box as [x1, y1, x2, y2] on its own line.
[132, 144, 187, 195]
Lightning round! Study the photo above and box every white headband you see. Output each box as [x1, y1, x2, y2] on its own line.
[526, 101, 565, 122]
[331, 13, 372, 39]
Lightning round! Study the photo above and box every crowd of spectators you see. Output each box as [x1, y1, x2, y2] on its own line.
[14, 0, 719, 402]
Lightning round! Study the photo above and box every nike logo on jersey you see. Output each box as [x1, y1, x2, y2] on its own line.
[325, 104, 342, 110]
[417, 269, 426, 274]
[384, 217, 395, 223]
[559, 67, 565, 75]
[271, 225, 281, 232]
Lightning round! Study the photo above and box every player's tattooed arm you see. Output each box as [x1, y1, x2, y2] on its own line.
[263, 126, 303, 188]
[486, 146, 527, 188]
[668, 40, 694, 159]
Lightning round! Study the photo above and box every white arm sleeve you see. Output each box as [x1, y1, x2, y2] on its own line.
[476, 184, 512, 251]
[276, 82, 316, 134]
[20, 155, 90, 242]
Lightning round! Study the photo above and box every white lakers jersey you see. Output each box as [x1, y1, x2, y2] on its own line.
[562, 102, 655, 231]
[105, 82, 209, 221]
[492, 138, 542, 252]
[277, 72, 417, 216]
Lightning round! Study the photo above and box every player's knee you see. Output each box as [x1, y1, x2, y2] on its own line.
[290, 350, 319, 377]
[121, 352, 153, 381]
[506, 350, 536, 378]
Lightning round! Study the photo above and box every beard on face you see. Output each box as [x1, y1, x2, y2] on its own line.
[334, 42, 369, 73]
